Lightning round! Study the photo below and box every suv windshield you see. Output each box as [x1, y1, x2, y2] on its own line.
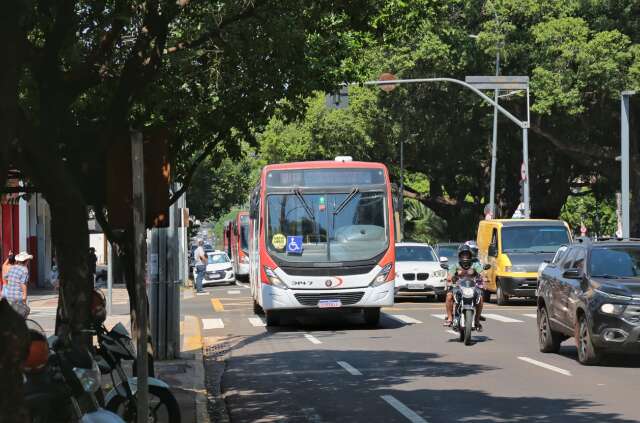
[208, 253, 230, 264]
[266, 191, 388, 263]
[396, 246, 437, 262]
[590, 246, 640, 278]
[502, 226, 570, 253]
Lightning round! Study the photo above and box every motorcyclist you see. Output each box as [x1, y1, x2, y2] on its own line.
[444, 244, 485, 330]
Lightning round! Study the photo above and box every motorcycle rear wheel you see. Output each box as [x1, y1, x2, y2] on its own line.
[106, 384, 181, 423]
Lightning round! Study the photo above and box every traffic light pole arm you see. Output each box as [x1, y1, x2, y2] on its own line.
[362, 77, 529, 129]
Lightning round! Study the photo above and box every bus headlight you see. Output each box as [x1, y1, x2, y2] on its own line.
[370, 263, 393, 287]
[263, 266, 288, 289]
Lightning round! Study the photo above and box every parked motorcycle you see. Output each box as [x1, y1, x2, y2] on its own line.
[22, 320, 125, 423]
[89, 290, 180, 423]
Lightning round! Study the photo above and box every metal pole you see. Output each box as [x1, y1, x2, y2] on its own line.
[489, 49, 500, 217]
[621, 92, 633, 238]
[400, 138, 404, 237]
[522, 127, 531, 218]
[107, 242, 113, 315]
[131, 131, 149, 423]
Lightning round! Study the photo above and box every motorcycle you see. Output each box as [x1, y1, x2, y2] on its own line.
[23, 320, 125, 423]
[452, 276, 482, 345]
[89, 289, 180, 423]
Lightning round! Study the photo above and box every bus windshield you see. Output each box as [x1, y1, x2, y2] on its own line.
[501, 226, 570, 253]
[266, 191, 388, 263]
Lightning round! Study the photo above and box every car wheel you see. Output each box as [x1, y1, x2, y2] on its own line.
[538, 307, 561, 353]
[437, 294, 446, 302]
[265, 310, 280, 326]
[496, 280, 509, 306]
[482, 290, 491, 303]
[363, 308, 381, 326]
[576, 313, 602, 365]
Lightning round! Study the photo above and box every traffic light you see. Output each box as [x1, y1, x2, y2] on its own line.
[519, 180, 524, 203]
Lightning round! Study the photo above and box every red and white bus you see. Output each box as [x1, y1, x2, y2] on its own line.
[231, 211, 250, 280]
[248, 157, 396, 326]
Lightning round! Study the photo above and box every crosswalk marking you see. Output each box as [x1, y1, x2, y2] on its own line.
[387, 314, 423, 324]
[304, 333, 322, 344]
[483, 313, 523, 323]
[446, 329, 459, 336]
[431, 314, 446, 320]
[202, 318, 224, 329]
[228, 290, 241, 294]
[248, 317, 266, 327]
[523, 313, 537, 319]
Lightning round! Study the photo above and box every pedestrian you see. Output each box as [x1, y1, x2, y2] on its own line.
[50, 256, 59, 290]
[1, 251, 16, 299]
[88, 247, 98, 286]
[4, 251, 33, 318]
[194, 239, 208, 295]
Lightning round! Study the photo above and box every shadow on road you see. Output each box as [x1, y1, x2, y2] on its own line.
[557, 344, 640, 368]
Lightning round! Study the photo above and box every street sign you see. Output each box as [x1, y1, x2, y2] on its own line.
[325, 87, 349, 109]
[465, 76, 529, 90]
[378, 72, 398, 92]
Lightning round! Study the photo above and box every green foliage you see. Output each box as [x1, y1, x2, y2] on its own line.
[403, 199, 448, 244]
[560, 193, 618, 237]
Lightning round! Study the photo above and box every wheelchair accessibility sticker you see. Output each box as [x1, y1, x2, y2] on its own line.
[287, 236, 303, 254]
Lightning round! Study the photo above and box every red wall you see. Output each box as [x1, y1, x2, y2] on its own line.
[1, 204, 19, 261]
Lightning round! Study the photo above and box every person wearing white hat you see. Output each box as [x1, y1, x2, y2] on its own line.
[4, 252, 33, 317]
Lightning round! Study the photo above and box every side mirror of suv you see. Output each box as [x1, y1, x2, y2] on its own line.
[439, 256, 449, 270]
[483, 264, 491, 271]
[563, 268, 582, 279]
[488, 245, 498, 257]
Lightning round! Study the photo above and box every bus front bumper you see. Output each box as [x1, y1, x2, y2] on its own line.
[260, 282, 395, 311]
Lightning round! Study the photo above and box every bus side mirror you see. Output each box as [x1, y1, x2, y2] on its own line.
[439, 256, 449, 269]
[483, 264, 491, 271]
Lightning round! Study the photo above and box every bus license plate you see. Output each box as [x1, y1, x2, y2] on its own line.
[408, 283, 425, 290]
[318, 299, 342, 308]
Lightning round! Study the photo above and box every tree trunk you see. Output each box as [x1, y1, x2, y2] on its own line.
[0, 300, 29, 423]
[50, 199, 92, 343]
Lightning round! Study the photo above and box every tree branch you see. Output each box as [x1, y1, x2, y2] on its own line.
[168, 139, 223, 205]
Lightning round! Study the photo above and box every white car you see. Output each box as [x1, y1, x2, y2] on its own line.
[394, 242, 448, 301]
[193, 251, 236, 286]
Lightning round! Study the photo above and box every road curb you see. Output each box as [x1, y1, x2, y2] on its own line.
[181, 315, 211, 423]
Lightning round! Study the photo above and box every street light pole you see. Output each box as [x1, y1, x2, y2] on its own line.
[489, 49, 500, 217]
[400, 137, 404, 237]
[621, 91, 635, 238]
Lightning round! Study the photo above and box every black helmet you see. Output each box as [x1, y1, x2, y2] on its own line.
[457, 244, 473, 269]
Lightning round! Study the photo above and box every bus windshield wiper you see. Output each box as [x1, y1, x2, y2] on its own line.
[293, 188, 315, 221]
[333, 187, 360, 216]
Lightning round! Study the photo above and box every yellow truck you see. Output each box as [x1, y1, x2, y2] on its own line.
[476, 219, 572, 305]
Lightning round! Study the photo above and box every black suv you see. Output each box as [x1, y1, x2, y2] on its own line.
[537, 239, 640, 364]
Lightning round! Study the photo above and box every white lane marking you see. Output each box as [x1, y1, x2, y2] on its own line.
[483, 313, 524, 323]
[388, 314, 423, 324]
[227, 290, 241, 294]
[248, 317, 266, 327]
[235, 282, 250, 289]
[381, 395, 428, 423]
[523, 313, 538, 319]
[202, 318, 224, 329]
[337, 361, 362, 376]
[304, 333, 322, 345]
[518, 356, 572, 376]
[446, 330, 459, 336]
[431, 314, 447, 320]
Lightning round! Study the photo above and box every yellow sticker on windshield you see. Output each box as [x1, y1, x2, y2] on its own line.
[272, 233, 286, 250]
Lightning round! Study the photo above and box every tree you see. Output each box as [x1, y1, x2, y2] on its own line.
[1, 0, 380, 347]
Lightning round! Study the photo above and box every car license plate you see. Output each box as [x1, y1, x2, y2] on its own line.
[318, 299, 342, 308]
[210, 274, 221, 279]
[408, 283, 425, 290]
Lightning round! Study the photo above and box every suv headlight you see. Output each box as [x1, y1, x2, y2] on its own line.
[264, 266, 288, 289]
[600, 303, 626, 315]
[432, 269, 446, 278]
[370, 263, 393, 287]
[73, 361, 102, 393]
